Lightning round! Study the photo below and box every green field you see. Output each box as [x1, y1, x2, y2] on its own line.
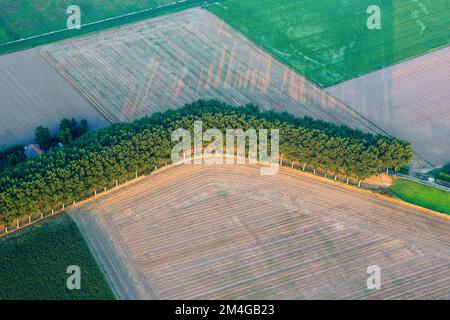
[2, 1, 447, 83]
[209, 0, 450, 87]
[0, 26, 13, 43]
[390, 179, 450, 215]
[0, 215, 114, 300]
[0, 0, 202, 55]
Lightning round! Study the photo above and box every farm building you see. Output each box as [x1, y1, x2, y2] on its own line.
[24, 144, 43, 158]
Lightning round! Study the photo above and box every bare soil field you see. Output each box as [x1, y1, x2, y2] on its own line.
[71, 163, 450, 300]
[41, 8, 381, 134]
[364, 174, 394, 188]
[326, 46, 450, 167]
[0, 48, 108, 148]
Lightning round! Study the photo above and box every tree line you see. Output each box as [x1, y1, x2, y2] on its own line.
[0, 100, 413, 224]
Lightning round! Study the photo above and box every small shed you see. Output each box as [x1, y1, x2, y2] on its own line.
[24, 144, 43, 158]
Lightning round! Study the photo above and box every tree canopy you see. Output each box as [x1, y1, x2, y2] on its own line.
[35, 118, 89, 150]
[0, 100, 413, 224]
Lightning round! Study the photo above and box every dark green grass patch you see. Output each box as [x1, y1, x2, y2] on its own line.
[390, 179, 450, 215]
[208, 0, 449, 87]
[0, 215, 114, 300]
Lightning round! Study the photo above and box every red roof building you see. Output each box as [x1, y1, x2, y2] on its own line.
[24, 144, 43, 158]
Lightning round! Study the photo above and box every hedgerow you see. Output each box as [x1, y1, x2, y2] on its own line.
[0, 100, 413, 223]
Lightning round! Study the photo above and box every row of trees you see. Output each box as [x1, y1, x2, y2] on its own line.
[0, 100, 413, 223]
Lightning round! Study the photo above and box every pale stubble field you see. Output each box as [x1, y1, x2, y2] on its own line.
[0, 48, 108, 147]
[326, 46, 450, 166]
[71, 163, 450, 300]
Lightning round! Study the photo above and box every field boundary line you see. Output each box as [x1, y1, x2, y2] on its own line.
[41, 50, 115, 124]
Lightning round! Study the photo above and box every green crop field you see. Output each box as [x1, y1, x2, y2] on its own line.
[0, 215, 114, 300]
[390, 179, 450, 215]
[0, 0, 202, 55]
[208, 0, 450, 87]
[0, 26, 13, 44]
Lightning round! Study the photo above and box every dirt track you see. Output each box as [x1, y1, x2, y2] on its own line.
[71, 163, 450, 299]
[0, 48, 108, 147]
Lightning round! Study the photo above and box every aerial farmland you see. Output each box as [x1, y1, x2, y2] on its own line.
[208, 0, 449, 87]
[41, 9, 379, 133]
[0, 0, 449, 304]
[208, 0, 450, 167]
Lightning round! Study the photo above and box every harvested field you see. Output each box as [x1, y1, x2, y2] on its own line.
[0, 48, 108, 148]
[42, 8, 382, 134]
[326, 46, 450, 166]
[71, 163, 450, 299]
